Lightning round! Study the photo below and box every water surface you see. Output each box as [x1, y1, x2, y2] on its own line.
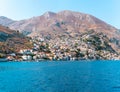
[0, 60, 120, 92]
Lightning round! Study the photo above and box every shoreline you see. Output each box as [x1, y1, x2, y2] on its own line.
[0, 59, 120, 62]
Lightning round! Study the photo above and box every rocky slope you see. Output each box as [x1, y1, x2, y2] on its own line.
[0, 25, 32, 55]
[0, 10, 120, 54]
[7, 11, 118, 38]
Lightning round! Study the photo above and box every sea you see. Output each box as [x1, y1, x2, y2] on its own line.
[0, 60, 120, 92]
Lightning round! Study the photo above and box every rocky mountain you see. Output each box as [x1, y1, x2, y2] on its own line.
[6, 10, 118, 39]
[0, 25, 32, 54]
[0, 10, 120, 54]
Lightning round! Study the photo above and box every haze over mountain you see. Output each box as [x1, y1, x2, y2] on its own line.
[0, 16, 15, 26]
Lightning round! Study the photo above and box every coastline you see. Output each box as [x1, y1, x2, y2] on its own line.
[0, 58, 8, 62]
[1, 59, 120, 62]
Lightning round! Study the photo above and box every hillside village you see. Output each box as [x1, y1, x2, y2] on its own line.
[0, 10, 120, 61]
[5, 29, 120, 61]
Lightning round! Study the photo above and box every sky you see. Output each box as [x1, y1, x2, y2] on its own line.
[0, 0, 119, 28]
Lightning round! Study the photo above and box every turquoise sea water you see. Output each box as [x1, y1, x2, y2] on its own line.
[0, 60, 120, 92]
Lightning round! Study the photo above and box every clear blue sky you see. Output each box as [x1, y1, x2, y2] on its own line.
[0, 0, 119, 28]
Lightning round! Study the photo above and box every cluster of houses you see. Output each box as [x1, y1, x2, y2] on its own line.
[6, 34, 120, 61]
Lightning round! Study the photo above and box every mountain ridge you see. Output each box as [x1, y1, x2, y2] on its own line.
[0, 10, 119, 48]
[0, 10, 119, 39]
[0, 10, 120, 59]
[0, 16, 15, 26]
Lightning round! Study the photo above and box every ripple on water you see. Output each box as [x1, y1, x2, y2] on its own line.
[0, 61, 120, 92]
